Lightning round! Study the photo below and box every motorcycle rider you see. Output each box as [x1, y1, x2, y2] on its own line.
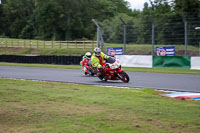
[111, 50, 116, 57]
[91, 47, 112, 80]
[80, 52, 92, 74]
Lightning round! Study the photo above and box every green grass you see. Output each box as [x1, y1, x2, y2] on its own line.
[0, 78, 199, 133]
[0, 44, 198, 55]
[105, 43, 199, 51]
[1, 38, 199, 56]
[1, 38, 198, 51]
[0, 62, 81, 69]
[0, 47, 94, 56]
[0, 62, 200, 75]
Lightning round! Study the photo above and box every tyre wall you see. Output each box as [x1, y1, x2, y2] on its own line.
[0, 55, 82, 65]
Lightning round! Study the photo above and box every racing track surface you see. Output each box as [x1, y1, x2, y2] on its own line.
[0, 66, 200, 92]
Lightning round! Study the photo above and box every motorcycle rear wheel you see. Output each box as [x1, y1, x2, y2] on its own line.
[98, 74, 107, 82]
[118, 71, 129, 83]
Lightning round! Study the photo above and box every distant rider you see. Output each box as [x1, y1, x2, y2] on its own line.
[80, 52, 92, 74]
[110, 50, 116, 57]
[91, 47, 112, 80]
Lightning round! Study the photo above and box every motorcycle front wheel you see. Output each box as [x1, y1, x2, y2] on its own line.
[117, 71, 130, 83]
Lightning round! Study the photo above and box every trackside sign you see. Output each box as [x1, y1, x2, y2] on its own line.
[107, 47, 123, 56]
[156, 46, 175, 56]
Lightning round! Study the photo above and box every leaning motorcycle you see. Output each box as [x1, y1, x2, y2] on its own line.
[83, 63, 97, 76]
[98, 57, 129, 83]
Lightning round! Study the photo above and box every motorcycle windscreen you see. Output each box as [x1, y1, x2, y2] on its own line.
[106, 57, 116, 63]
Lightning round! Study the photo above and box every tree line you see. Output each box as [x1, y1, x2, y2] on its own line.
[0, 0, 200, 46]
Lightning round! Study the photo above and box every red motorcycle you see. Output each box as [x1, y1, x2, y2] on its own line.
[98, 58, 129, 83]
[80, 59, 96, 76]
[83, 63, 97, 76]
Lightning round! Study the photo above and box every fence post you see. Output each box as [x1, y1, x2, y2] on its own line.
[123, 25, 127, 53]
[184, 19, 188, 56]
[43, 41, 45, 48]
[197, 41, 200, 56]
[120, 17, 127, 54]
[30, 41, 32, 48]
[24, 40, 26, 48]
[83, 40, 85, 50]
[92, 41, 94, 49]
[92, 19, 101, 48]
[75, 40, 77, 48]
[59, 41, 62, 49]
[37, 40, 39, 48]
[152, 22, 155, 56]
[52, 41, 54, 49]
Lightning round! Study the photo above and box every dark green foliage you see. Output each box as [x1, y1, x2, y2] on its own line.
[0, 0, 130, 40]
[0, 0, 199, 46]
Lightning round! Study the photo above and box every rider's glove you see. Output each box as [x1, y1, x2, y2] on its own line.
[100, 65, 106, 72]
[99, 66, 104, 72]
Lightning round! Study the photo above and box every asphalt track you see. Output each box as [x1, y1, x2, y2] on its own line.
[0, 66, 200, 92]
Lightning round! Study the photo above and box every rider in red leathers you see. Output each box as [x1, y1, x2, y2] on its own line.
[80, 52, 92, 75]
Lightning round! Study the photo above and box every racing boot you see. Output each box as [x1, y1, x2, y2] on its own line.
[97, 71, 107, 81]
[85, 69, 89, 75]
[97, 71, 104, 80]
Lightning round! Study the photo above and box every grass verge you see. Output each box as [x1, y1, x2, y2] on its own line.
[0, 78, 199, 133]
[0, 62, 200, 75]
[105, 43, 199, 51]
[0, 47, 93, 56]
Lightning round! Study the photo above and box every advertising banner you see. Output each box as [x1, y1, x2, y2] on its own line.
[107, 47, 123, 56]
[156, 46, 175, 56]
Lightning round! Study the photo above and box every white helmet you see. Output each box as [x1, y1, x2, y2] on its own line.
[85, 52, 91, 60]
[94, 47, 101, 57]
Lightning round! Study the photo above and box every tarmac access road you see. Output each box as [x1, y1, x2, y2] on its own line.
[0, 66, 200, 92]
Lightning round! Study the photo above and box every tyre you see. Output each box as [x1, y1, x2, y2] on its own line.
[90, 72, 95, 76]
[98, 75, 104, 81]
[117, 71, 129, 83]
[98, 74, 107, 82]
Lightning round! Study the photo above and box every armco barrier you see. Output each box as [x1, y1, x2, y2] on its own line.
[0, 55, 82, 65]
[153, 56, 191, 69]
[1, 55, 199, 70]
[191, 57, 200, 70]
[115, 55, 152, 68]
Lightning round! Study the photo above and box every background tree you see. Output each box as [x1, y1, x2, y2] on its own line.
[3, 0, 35, 38]
[173, 0, 200, 45]
[0, 0, 131, 40]
[0, 0, 199, 46]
